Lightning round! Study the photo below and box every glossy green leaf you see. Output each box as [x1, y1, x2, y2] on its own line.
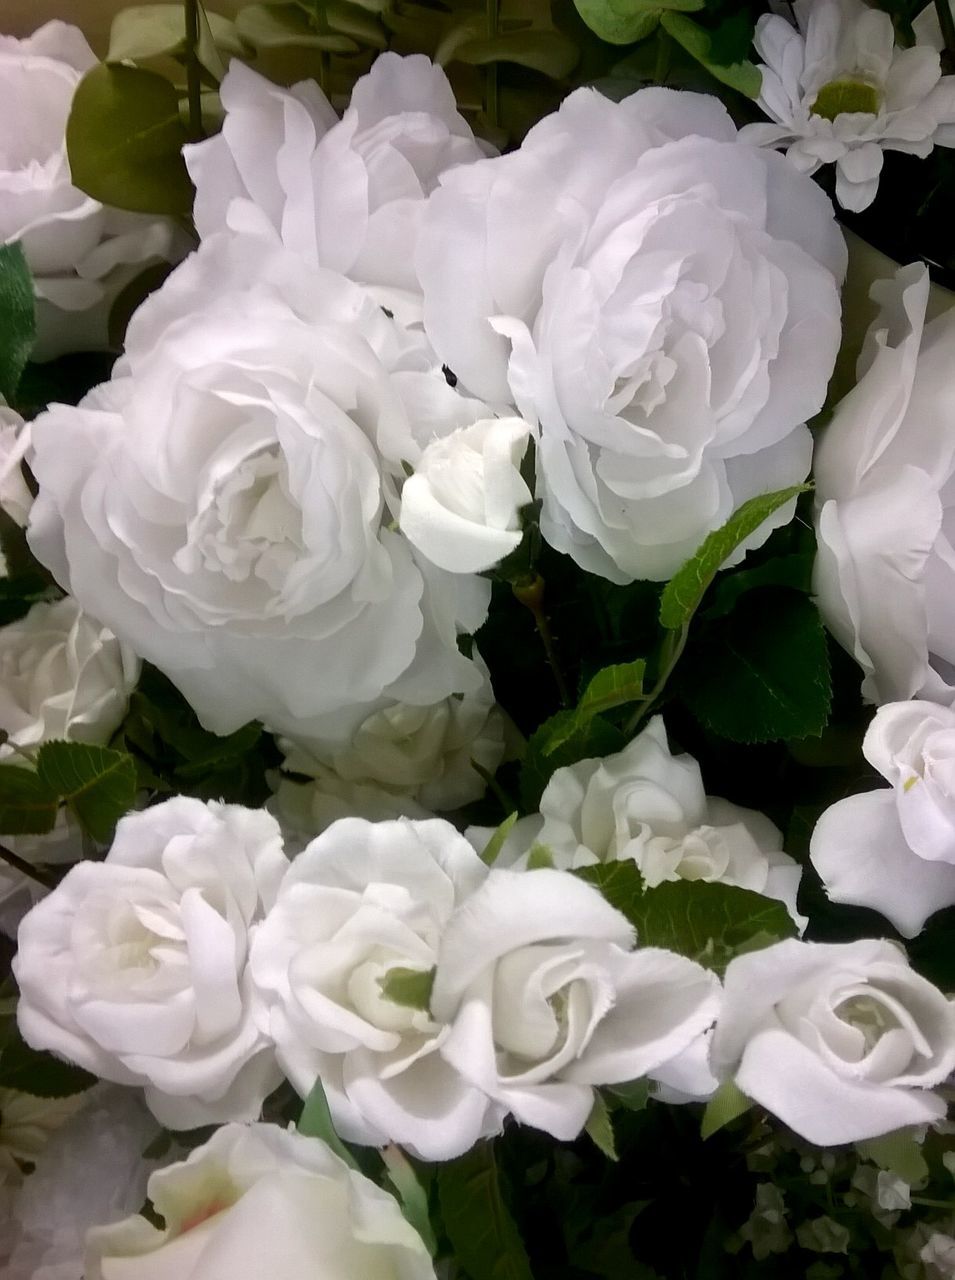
[107, 4, 244, 69]
[701, 1080, 752, 1139]
[0, 765, 58, 836]
[298, 1076, 360, 1169]
[450, 30, 579, 78]
[438, 1143, 535, 1280]
[572, 0, 700, 46]
[658, 485, 809, 630]
[235, 3, 357, 50]
[36, 741, 137, 841]
[658, 12, 762, 97]
[66, 64, 194, 215]
[585, 1092, 618, 1161]
[324, 1, 387, 47]
[380, 1145, 438, 1256]
[0, 243, 36, 404]
[479, 811, 519, 866]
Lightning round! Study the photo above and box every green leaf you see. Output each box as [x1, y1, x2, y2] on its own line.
[107, 4, 244, 69]
[0, 1029, 97, 1097]
[0, 242, 36, 404]
[36, 742, 137, 841]
[0, 765, 59, 836]
[679, 589, 832, 743]
[450, 31, 580, 78]
[606, 1078, 650, 1111]
[380, 1145, 437, 1256]
[701, 1079, 751, 1139]
[572, 0, 701, 46]
[702, 552, 813, 621]
[585, 1092, 618, 1161]
[324, 1, 387, 47]
[856, 1131, 930, 1186]
[520, 714, 625, 812]
[378, 966, 435, 1012]
[235, 3, 358, 50]
[577, 659, 647, 720]
[576, 861, 797, 973]
[438, 1143, 535, 1280]
[659, 486, 809, 630]
[526, 842, 555, 870]
[66, 64, 194, 216]
[658, 12, 762, 97]
[479, 811, 519, 867]
[298, 1076, 360, 1169]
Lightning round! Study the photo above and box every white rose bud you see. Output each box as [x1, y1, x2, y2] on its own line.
[399, 418, 533, 574]
[811, 699, 955, 936]
[0, 596, 139, 753]
[711, 938, 955, 1144]
[431, 867, 721, 1141]
[14, 797, 289, 1129]
[84, 1122, 437, 1280]
[250, 816, 501, 1161]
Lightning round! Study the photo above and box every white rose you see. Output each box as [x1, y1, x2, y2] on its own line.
[0, 405, 33, 531]
[814, 263, 955, 704]
[14, 796, 289, 1129]
[530, 716, 803, 925]
[0, 22, 184, 360]
[0, 596, 139, 752]
[0, 810, 86, 939]
[27, 232, 490, 743]
[419, 86, 845, 582]
[711, 937, 955, 1143]
[399, 417, 533, 574]
[810, 700, 955, 936]
[85, 1122, 436, 1280]
[185, 53, 490, 297]
[250, 816, 500, 1161]
[269, 770, 430, 855]
[431, 867, 721, 1140]
[280, 654, 507, 812]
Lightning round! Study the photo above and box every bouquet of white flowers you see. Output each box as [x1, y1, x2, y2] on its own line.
[2, 2, 955, 1277]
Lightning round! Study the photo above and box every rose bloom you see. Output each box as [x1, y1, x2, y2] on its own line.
[250, 817, 500, 1161]
[419, 86, 846, 582]
[0, 21, 184, 359]
[811, 699, 955, 935]
[85, 1122, 436, 1280]
[0, 596, 139, 753]
[184, 53, 490, 299]
[14, 797, 288, 1128]
[431, 867, 721, 1140]
[27, 232, 490, 743]
[711, 937, 955, 1143]
[814, 263, 955, 704]
[529, 716, 803, 925]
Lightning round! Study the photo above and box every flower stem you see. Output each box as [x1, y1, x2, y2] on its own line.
[184, 0, 204, 142]
[513, 575, 572, 708]
[0, 842, 58, 891]
[623, 623, 688, 735]
[935, 0, 955, 72]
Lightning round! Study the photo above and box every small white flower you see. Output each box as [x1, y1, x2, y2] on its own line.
[400, 417, 534, 574]
[811, 699, 955, 936]
[711, 937, 955, 1144]
[84, 1122, 436, 1280]
[250, 816, 500, 1161]
[0, 22, 185, 359]
[529, 716, 804, 926]
[14, 797, 288, 1129]
[431, 867, 721, 1141]
[741, 0, 955, 210]
[0, 596, 139, 753]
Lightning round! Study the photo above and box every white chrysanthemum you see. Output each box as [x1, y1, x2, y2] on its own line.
[741, 0, 955, 210]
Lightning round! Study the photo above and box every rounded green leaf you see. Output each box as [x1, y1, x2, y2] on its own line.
[108, 4, 245, 66]
[66, 63, 194, 216]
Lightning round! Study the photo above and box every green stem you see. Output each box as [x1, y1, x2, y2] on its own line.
[184, 0, 204, 142]
[318, 50, 331, 97]
[485, 0, 500, 128]
[654, 28, 673, 86]
[471, 758, 518, 816]
[513, 575, 572, 708]
[624, 624, 688, 735]
[0, 842, 57, 891]
[935, 0, 955, 72]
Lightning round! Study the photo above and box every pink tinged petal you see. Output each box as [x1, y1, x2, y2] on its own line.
[734, 1025, 946, 1143]
[809, 790, 955, 936]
